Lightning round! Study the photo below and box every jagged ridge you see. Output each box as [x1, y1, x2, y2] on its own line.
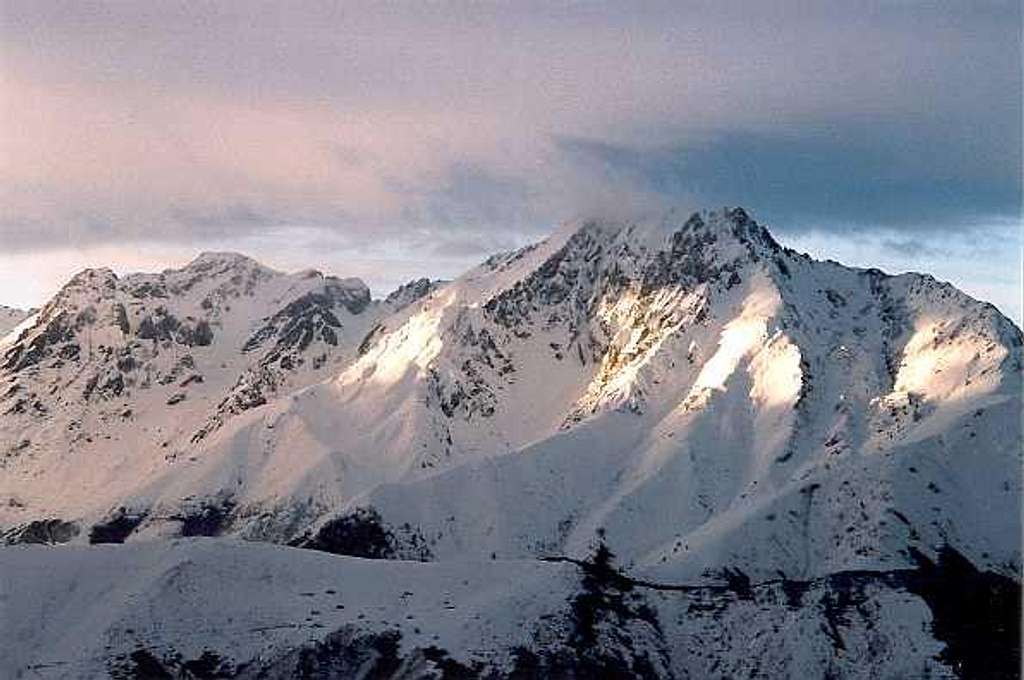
[0, 209, 1019, 679]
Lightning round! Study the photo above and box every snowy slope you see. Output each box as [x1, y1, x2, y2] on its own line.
[355, 212, 1022, 584]
[0, 254, 439, 532]
[0, 305, 32, 337]
[11, 208, 1008, 580]
[2, 539, 989, 679]
[0, 209, 1020, 678]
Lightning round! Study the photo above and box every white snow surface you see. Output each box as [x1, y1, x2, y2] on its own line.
[0, 209, 1019, 677]
[0, 305, 33, 339]
[0, 539, 952, 679]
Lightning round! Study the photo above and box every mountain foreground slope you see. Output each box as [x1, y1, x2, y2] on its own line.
[1, 209, 1020, 679]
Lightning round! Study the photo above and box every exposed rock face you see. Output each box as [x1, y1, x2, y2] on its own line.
[384, 277, 443, 310]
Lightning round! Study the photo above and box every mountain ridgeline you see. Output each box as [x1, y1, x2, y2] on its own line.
[0, 304, 32, 337]
[1, 209, 1020, 679]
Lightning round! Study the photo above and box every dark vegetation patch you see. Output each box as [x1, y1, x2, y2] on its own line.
[110, 632, 478, 679]
[109, 648, 240, 679]
[3, 518, 79, 545]
[290, 507, 431, 561]
[523, 532, 676, 677]
[172, 498, 237, 537]
[903, 546, 1021, 680]
[136, 308, 181, 342]
[182, 651, 239, 679]
[110, 649, 172, 680]
[112, 303, 131, 334]
[540, 533, 671, 679]
[187, 320, 215, 347]
[246, 628, 402, 679]
[572, 572, 664, 673]
[89, 508, 148, 544]
[92, 542, 1013, 679]
[419, 646, 485, 679]
[129, 281, 168, 299]
[542, 541, 1020, 680]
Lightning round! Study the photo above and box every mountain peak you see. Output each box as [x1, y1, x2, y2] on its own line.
[184, 251, 267, 273]
[562, 207, 782, 257]
[65, 267, 118, 286]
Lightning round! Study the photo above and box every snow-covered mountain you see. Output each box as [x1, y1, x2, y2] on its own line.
[1, 209, 1020, 679]
[0, 254, 438, 535]
[0, 304, 32, 337]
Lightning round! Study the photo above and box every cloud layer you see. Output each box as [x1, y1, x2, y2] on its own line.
[0, 1, 1019, 319]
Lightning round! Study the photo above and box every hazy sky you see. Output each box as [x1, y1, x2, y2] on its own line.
[1, 1, 1020, 323]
